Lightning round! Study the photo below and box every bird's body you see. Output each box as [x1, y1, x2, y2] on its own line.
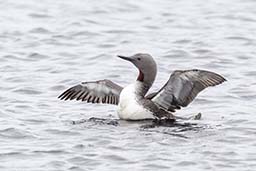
[59, 53, 226, 121]
[117, 82, 154, 120]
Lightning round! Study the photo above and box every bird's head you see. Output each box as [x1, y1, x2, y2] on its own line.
[117, 53, 157, 85]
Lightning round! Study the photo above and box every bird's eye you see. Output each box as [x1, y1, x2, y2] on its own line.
[137, 58, 141, 61]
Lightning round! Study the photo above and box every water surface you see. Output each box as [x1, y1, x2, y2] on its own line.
[1, 0, 256, 170]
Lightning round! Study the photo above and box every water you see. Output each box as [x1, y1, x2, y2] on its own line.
[1, 0, 256, 170]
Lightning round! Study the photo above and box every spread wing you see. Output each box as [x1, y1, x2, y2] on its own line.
[149, 69, 226, 111]
[58, 79, 123, 105]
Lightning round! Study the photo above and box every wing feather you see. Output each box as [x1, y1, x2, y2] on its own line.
[150, 69, 226, 111]
[58, 79, 123, 105]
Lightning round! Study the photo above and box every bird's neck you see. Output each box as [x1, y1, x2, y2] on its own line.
[134, 81, 150, 98]
[135, 69, 156, 97]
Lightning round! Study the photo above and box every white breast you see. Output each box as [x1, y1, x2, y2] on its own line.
[117, 82, 154, 120]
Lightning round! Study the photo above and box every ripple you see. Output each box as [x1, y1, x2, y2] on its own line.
[68, 156, 101, 166]
[68, 166, 85, 171]
[29, 27, 52, 34]
[104, 29, 136, 34]
[72, 144, 85, 149]
[175, 161, 197, 166]
[0, 152, 22, 157]
[163, 49, 190, 58]
[226, 36, 253, 45]
[173, 39, 192, 44]
[28, 52, 50, 59]
[68, 31, 101, 38]
[143, 163, 170, 169]
[101, 154, 128, 162]
[28, 13, 52, 18]
[45, 160, 67, 168]
[192, 49, 212, 54]
[44, 128, 81, 136]
[50, 85, 66, 91]
[13, 88, 42, 95]
[97, 43, 116, 48]
[2, 55, 22, 61]
[33, 149, 69, 154]
[0, 128, 34, 139]
[68, 156, 89, 164]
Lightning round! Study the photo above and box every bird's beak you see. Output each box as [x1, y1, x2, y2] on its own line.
[117, 55, 134, 62]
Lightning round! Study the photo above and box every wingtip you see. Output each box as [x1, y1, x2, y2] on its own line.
[58, 88, 72, 100]
[219, 75, 227, 84]
[58, 93, 63, 100]
[214, 73, 227, 85]
[57, 94, 63, 99]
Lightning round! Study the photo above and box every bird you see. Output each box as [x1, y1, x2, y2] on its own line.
[58, 53, 226, 121]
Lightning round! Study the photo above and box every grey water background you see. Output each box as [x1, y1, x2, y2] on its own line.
[1, 0, 256, 170]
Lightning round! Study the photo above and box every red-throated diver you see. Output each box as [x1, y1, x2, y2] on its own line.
[58, 53, 226, 120]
